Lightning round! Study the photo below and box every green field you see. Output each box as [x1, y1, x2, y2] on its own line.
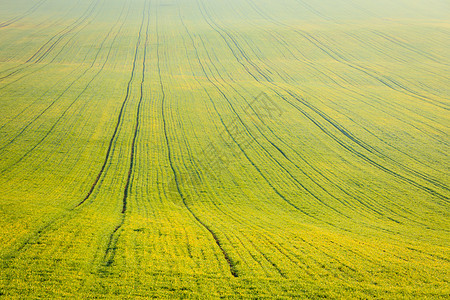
[0, 0, 449, 298]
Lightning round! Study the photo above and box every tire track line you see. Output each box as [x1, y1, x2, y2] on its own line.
[0, 0, 125, 154]
[197, 0, 397, 226]
[0, 3, 129, 174]
[184, 168, 289, 277]
[0, 0, 132, 262]
[195, 19, 397, 217]
[162, 3, 238, 278]
[371, 30, 450, 66]
[102, 0, 149, 267]
[199, 0, 449, 203]
[195, 32, 361, 214]
[245, 15, 447, 138]
[0, 1, 122, 134]
[75, 5, 142, 209]
[31, 0, 101, 64]
[257, 2, 449, 110]
[0, 0, 83, 76]
[195, 0, 317, 216]
[0, 0, 101, 81]
[189, 2, 357, 231]
[0, 0, 47, 28]
[212, 0, 449, 186]
[185, 2, 356, 247]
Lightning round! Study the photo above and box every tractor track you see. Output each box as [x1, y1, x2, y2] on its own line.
[198, 0, 449, 203]
[0, 1, 129, 175]
[192, 11, 431, 226]
[0, 0, 101, 81]
[0, 0, 48, 29]
[0, 0, 131, 261]
[103, 0, 150, 267]
[163, 2, 238, 277]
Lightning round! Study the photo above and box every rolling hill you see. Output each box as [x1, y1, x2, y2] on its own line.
[0, 0, 449, 298]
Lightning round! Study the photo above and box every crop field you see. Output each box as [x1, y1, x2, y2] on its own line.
[0, 0, 449, 298]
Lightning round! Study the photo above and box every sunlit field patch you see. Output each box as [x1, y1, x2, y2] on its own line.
[0, 0, 448, 298]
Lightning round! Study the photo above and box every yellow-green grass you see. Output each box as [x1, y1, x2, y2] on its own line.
[0, 0, 448, 298]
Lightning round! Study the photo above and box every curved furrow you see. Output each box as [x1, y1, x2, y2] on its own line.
[196, 1, 323, 215]
[237, 25, 449, 183]
[245, 0, 449, 111]
[201, 5, 272, 84]
[181, 158, 398, 282]
[215, 22, 448, 225]
[181, 7, 319, 220]
[0, 0, 101, 81]
[0, 0, 48, 29]
[292, 94, 449, 192]
[192, 22, 429, 222]
[207, 0, 450, 146]
[188, 3, 423, 237]
[166, 91, 288, 277]
[263, 233, 360, 276]
[370, 30, 450, 66]
[0, 1, 127, 134]
[216, 0, 449, 132]
[161, 3, 239, 278]
[29, 0, 101, 64]
[194, 34, 383, 216]
[285, 90, 449, 203]
[0, 0, 132, 261]
[197, 0, 449, 203]
[201, 1, 438, 217]
[163, 63, 283, 276]
[292, 27, 448, 110]
[234, 0, 449, 170]
[0, 66, 81, 130]
[338, 31, 449, 102]
[193, 31, 439, 228]
[0, 7, 131, 174]
[192, 37, 359, 219]
[294, 0, 335, 22]
[103, 0, 149, 267]
[189, 175, 303, 278]
[342, 31, 449, 84]
[0, 0, 84, 71]
[0, 0, 127, 155]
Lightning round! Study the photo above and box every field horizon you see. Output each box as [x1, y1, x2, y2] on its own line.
[0, 0, 449, 298]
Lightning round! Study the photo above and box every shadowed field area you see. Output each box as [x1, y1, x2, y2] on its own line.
[0, 0, 449, 298]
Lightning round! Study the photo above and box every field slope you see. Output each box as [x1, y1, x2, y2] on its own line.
[0, 0, 449, 298]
